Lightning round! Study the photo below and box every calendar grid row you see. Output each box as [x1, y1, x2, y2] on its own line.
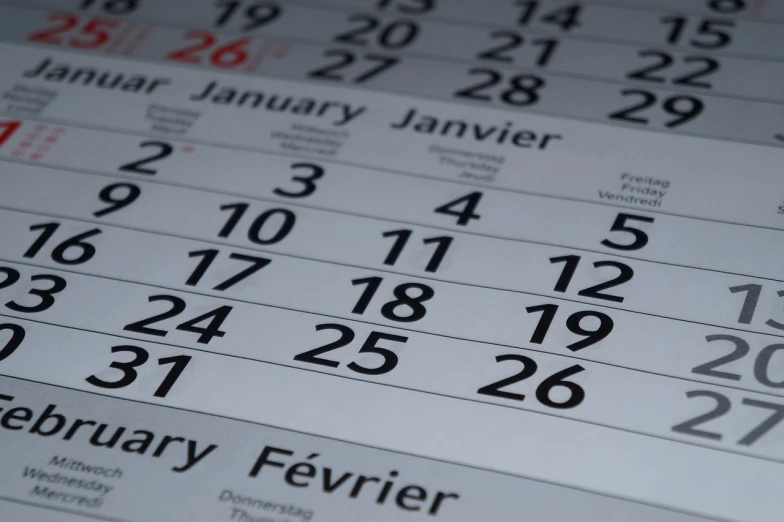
[1, 3, 784, 145]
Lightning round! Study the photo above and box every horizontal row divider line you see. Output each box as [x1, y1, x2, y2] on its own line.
[0, 373, 731, 522]
[0, 311, 781, 470]
[16, 0, 784, 68]
[2, 238, 784, 402]
[4, 198, 784, 348]
[2, 33, 783, 149]
[5, 112, 784, 237]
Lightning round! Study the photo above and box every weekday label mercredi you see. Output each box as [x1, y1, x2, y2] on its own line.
[0, 0, 782, 521]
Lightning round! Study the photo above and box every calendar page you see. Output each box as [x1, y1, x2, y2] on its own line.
[0, 0, 781, 521]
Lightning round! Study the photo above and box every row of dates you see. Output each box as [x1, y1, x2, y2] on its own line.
[0, 257, 783, 460]
[3, 4, 784, 143]
[0, 191, 783, 399]
[2, 159, 784, 341]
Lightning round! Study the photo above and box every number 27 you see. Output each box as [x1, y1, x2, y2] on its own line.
[673, 390, 784, 446]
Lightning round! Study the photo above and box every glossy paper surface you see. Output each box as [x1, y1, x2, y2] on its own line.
[0, 1, 781, 521]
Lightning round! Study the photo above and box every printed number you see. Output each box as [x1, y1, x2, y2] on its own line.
[693, 334, 784, 388]
[454, 69, 544, 106]
[28, 13, 78, 45]
[86, 345, 191, 398]
[434, 192, 482, 226]
[214, 0, 281, 31]
[729, 284, 784, 331]
[351, 277, 433, 322]
[124, 295, 232, 344]
[382, 229, 453, 273]
[0, 324, 25, 363]
[186, 250, 270, 290]
[294, 323, 407, 375]
[707, 0, 745, 13]
[673, 391, 784, 445]
[119, 141, 173, 175]
[0, 121, 22, 148]
[218, 203, 295, 245]
[0, 267, 67, 313]
[28, 13, 119, 49]
[477, 30, 558, 67]
[628, 51, 719, 89]
[273, 162, 324, 198]
[478, 355, 585, 408]
[660, 16, 734, 49]
[609, 90, 704, 128]
[94, 183, 141, 217]
[516, 1, 582, 31]
[731, 283, 762, 324]
[167, 31, 251, 68]
[376, 0, 435, 14]
[307, 50, 399, 83]
[526, 304, 613, 351]
[334, 14, 419, 49]
[80, 0, 138, 14]
[601, 213, 654, 250]
[549, 255, 633, 303]
[24, 223, 101, 266]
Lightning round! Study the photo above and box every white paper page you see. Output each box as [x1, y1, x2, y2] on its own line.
[0, 1, 781, 521]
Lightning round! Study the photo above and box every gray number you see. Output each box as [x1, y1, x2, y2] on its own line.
[674, 392, 784, 446]
[692, 334, 747, 381]
[765, 290, 784, 330]
[693, 335, 784, 388]
[754, 344, 784, 388]
[729, 284, 761, 324]
[729, 284, 784, 331]
[738, 399, 784, 445]
[672, 390, 729, 440]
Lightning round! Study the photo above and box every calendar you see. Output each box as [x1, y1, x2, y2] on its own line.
[0, 0, 781, 520]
